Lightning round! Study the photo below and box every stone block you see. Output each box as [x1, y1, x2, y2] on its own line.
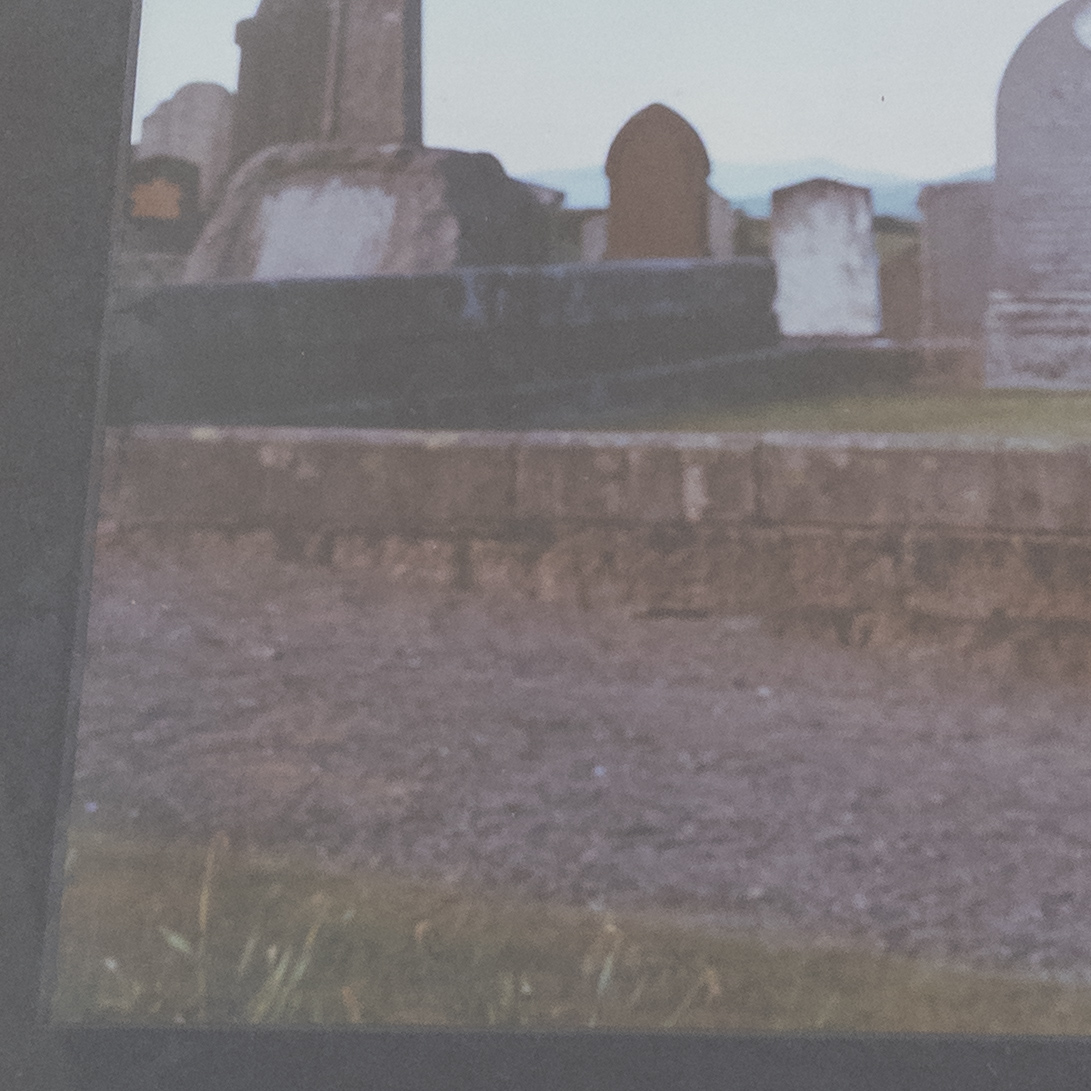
[917, 181, 992, 341]
[759, 436, 998, 530]
[991, 443, 1091, 532]
[466, 539, 546, 599]
[126, 259, 777, 429]
[898, 446, 997, 529]
[703, 528, 794, 613]
[374, 536, 458, 588]
[770, 177, 881, 337]
[682, 440, 758, 523]
[112, 427, 269, 527]
[532, 527, 629, 608]
[900, 533, 1091, 621]
[381, 439, 518, 532]
[330, 533, 382, 570]
[516, 437, 630, 522]
[758, 437, 904, 527]
[515, 434, 756, 526]
[185, 145, 550, 282]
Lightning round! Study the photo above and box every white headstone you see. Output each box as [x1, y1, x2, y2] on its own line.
[770, 177, 881, 337]
[918, 181, 993, 341]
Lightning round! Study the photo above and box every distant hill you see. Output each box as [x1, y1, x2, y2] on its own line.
[519, 162, 994, 221]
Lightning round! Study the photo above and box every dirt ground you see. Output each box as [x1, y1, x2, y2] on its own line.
[70, 550, 1091, 983]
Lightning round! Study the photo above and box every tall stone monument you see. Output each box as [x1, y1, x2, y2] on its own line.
[186, 0, 552, 280]
[770, 178, 881, 337]
[604, 104, 710, 260]
[987, 0, 1091, 387]
[231, 0, 422, 169]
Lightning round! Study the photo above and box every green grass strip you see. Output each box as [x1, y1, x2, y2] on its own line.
[51, 828, 1091, 1033]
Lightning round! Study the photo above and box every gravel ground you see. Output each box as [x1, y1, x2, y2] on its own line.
[71, 551, 1091, 982]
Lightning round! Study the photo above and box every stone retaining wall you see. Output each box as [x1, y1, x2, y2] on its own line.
[110, 259, 778, 428]
[97, 426, 1091, 679]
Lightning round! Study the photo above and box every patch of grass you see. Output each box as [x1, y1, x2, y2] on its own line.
[620, 391, 1091, 440]
[52, 828, 1091, 1033]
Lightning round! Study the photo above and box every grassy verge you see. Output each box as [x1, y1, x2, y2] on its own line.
[52, 828, 1091, 1033]
[618, 391, 1091, 439]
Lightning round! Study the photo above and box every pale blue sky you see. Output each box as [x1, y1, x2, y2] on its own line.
[133, 0, 1069, 178]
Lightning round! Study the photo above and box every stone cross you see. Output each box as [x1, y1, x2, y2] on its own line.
[231, 0, 422, 169]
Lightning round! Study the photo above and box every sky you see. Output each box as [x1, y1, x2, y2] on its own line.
[133, 0, 1072, 180]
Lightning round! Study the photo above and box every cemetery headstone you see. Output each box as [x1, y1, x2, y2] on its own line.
[136, 82, 235, 213]
[581, 211, 608, 262]
[604, 103, 710, 260]
[184, 145, 550, 281]
[919, 181, 993, 341]
[879, 242, 921, 342]
[770, 177, 881, 337]
[231, 0, 422, 170]
[127, 155, 202, 252]
[986, 0, 1091, 387]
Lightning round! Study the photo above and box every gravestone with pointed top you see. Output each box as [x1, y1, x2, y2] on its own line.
[987, 0, 1091, 387]
[604, 104, 710, 260]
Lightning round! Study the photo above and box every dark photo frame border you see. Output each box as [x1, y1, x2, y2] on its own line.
[3, 0, 1091, 1086]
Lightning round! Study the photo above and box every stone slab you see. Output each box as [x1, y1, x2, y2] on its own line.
[771, 178, 881, 338]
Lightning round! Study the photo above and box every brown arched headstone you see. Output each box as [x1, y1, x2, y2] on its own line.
[987, 0, 1091, 387]
[604, 103, 710, 260]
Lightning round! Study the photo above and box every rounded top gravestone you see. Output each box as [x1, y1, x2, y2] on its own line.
[995, 0, 1091, 296]
[604, 103, 711, 261]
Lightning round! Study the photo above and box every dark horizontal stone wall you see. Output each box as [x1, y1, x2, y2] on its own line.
[107, 258, 782, 428]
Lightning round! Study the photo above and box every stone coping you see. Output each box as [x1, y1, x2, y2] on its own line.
[99, 426, 1091, 536]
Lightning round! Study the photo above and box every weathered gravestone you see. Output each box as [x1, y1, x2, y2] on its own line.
[986, 0, 1091, 387]
[770, 177, 881, 337]
[183, 144, 551, 280]
[919, 181, 994, 341]
[231, 0, 422, 170]
[879, 241, 921, 343]
[136, 82, 235, 213]
[127, 155, 202, 252]
[604, 103, 710, 260]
